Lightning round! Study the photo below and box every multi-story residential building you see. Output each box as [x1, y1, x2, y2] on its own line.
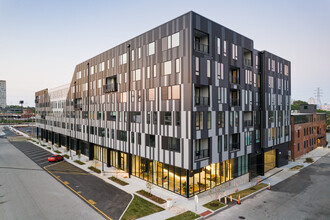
[35, 11, 291, 197]
[0, 80, 6, 109]
[290, 104, 326, 160]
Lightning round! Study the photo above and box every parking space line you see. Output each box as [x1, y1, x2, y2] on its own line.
[44, 161, 65, 169]
[44, 167, 112, 220]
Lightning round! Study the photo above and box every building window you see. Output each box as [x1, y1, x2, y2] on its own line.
[218, 111, 224, 128]
[164, 61, 172, 75]
[161, 112, 172, 126]
[153, 112, 157, 125]
[147, 112, 151, 124]
[297, 130, 300, 138]
[207, 112, 211, 129]
[148, 88, 155, 101]
[131, 112, 141, 123]
[176, 112, 180, 126]
[218, 136, 222, 152]
[195, 57, 200, 75]
[217, 38, 221, 55]
[298, 143, 300, 151]
[207, 60, 211, 77]
[117, 130, 127, 142]
[230, 112, 233, 127]
[196, 112, 203, 130]
[195, 139, 209, 160]
[162, 137, 180, 152]
[146, 134, 155, 147]
[216, 62, 224, 79]
[232, 44, 238, 60]
[107, 111, 116, 121]
[148, 42, 155, 56]
[224, 135, 227, 151]
[256, 129, 260, 143]
[245, 132, 252, 146]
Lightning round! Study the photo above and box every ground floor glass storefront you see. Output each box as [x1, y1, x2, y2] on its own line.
[264, 149, 276, 173]
[132, 154, 248, 197]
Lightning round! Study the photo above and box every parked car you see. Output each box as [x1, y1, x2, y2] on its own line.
[48, 154, 63, 162]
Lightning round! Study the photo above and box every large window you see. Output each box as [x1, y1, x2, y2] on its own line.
[146, 134, 155, 147]
[161, 112, 172, 125]
[195, 138, 209, 160]
[196, 112, 203, 130]
[218, 112, 224, 128]
[131, 112, 141, 123]
[117, 130, 127, 142]
[162, 137, 180, 152]
[148, 42, 155, 55]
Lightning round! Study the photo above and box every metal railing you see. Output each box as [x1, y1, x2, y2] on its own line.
[195, 42, 209, 53]
[195, 96, 209, 106]
[231, 99, 240, 106]
[230, 143, 240, 152]
[244, 120, 253, 127]
[244, 58, 252, 66]
[195, 149, 209, 160]
[103, 84, 117, 93]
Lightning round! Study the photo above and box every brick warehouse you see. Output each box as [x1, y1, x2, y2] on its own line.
[290, 104, 326, 160]
[35, 11, 291, 197]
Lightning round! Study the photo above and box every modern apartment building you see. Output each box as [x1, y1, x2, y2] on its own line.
[290, 104, 326, 160]
[35, 11, 291, 197]
[0, 80, 6, 109]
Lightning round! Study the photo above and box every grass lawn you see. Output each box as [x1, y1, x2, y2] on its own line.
[121, 195, 164, 220]
[203, 200, 226, 211]
[290, 165, 304, 170]
[166, 211, 200, 220]
[230, 183, 267, 199]
[136, 190, 166, 204]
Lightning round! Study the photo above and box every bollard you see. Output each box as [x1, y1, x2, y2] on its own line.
[224, 192, 227, 204]
[237, 194, 241, 205]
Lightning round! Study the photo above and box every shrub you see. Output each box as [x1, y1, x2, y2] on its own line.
[74, 160, 85, 165]
[63, 154, 69, 159]
[47, 147, 51, 150]
[88, 166, 101, 174]
[109, 176, 129, 186]
[304, 157, 314, 163]
[54, 150, 61, 154]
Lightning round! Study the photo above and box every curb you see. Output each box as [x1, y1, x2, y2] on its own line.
[197, 204, 229, 219]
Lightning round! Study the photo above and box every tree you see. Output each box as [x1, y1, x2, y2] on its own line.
[291, 100, 308, 110]
[146, 182, 154, 196]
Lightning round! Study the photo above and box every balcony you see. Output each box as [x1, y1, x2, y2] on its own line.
[195, 96, 209, 106]
[194, 29, 209, 54]
[195, 149, 209, 160]
[195, 42, 209, 53]
[230, 143, 240, 152]
[103, 83, 117, 93]
[243, 49, 252, 66]
[230, 68, 240, 84]
[104, 76, 117, 93]
[74, 104, 82, 110]
[244, 120, 253, 127]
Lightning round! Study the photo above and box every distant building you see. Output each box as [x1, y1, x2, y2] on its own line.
[290, 104, 327, 160]
[0, 80, 6, 109]
[308, 97, 315, 104]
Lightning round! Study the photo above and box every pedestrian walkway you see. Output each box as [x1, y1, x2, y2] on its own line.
[10, 126, 330, 219]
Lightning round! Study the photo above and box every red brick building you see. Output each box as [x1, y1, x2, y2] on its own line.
[290, 105, 327, 160]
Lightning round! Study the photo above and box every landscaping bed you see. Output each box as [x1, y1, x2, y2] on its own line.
[230, 183, 268, 199]
[63, 154, 69, 159]
[304, 157, 314, 163]
[88, 166, 101, 174]
[166, 211, 200, 220]
[121, 195, 164, 220]
[54, 150, 61, 154]
[290, 165, 304, 170]
[136, 190, 166, 204]
[203, 199, 226, 211]
[109, 176, 129, 186]
[74, 160, 85, 165]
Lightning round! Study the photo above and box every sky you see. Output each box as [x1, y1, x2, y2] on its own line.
[0, 0, 329, 107]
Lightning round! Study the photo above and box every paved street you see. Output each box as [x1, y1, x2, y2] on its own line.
[0, 126, 132, 220]
[209, 152, 330, 220]
[0, 127, 104, 220]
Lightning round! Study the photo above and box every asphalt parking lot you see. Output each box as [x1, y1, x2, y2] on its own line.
[9, 139, 132, 220]
[15, 126, 37, 137]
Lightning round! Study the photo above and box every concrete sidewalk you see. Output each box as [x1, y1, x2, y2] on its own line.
[10, 126, 330, 219]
